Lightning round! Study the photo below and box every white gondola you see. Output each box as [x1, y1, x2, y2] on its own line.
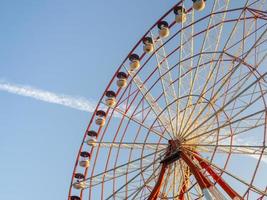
[143, 37, 154, 53]
[158, 21, 170, 38]
[193, 0, 206, 11]
[174, 6, 186, 23]
[95, 110, 106, 127]
[79, 160, 90, 168]
[129, 54, 140, 71]
[73, 181, 86, 190]
[79, 151, 90, 168]
[86, 137, 97, 147]
[73, 173, 85, 189]
[105, 90, 116, 107]
[116, 72, 127, 88]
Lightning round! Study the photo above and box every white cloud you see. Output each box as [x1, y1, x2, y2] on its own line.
[233, 137, 267, 164]
[0, 80, 139, 119]
[0, 80, 96, 112]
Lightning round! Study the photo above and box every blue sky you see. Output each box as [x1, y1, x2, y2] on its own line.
[1, 0, 267, 199]
[0, 1, 177, 199]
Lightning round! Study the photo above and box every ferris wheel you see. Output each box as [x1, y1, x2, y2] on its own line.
[68, 0, 267, 199]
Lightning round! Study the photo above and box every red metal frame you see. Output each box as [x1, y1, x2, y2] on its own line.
[147, 164, 168, 200]
[146, 149, 244, 200]
[192, 151, 243, 200]
[178, 168, 190, 200]
[180, 151, 212, 190]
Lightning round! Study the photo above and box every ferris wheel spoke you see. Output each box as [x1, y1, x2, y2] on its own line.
[180, 56, 246, 139]
[161, 162, 183, 198]
[182, 63, 267, 141]
[184, 94, 265, 145]
[152, 33, 178, 137]
[90, 166, 155, 188]
[151, 166, 174, 199]
[208, 101, 264, 141]
[125, 69, 174, 139]
[168, 18, 249, 90]
[185, 84, 266, 143]
[187, 149, 267, 197]
[223, 18, 267, 53]
[171, 58, 233, 87]
[110, 176, 157, 199]
[177, 0, 230, 138]
[221, 89, 267, 113]
[165, 161, 185, 199]
[185, 180, 204, 199]
[181, 45, 266, 137]
[87, 141, 168, 150]
[201, 120, 265, 145]
[184, 108, 265, 143]
[187, 144, 267, 156]
[190, 53, 266, 135]
[175, 2, 196, 138]
[161, 164, 176, 198]
[104, 104, 170, 140]
[125, 165, 161, 200]
[175, 159, 191, 199]
[178, 2, 260, 137]
[105, 156, 162, 200]
[81, 148, 166, 184]
[178, 55, 228, 138]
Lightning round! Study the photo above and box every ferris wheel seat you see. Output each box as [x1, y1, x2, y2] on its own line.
[193, 0, 206, 11]
[95, 117, 106, 126]
[142, 37, 154, 53]
[116, 71, 127, 88]
[117, 78, 127, 88]
[159, 27, 170, 38]
[143, 43, 154, 53]
[174, 6, 187, 23]
[105, 97, 116, 107]
[130, 60, 140, 70]
[86, 138, 97, 147]
[73, 181, 86, 190]
[79, 160, 90, 168]
[175, 14, 187, 23]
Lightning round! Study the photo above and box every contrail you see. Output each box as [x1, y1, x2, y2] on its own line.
[0, 80, 96, 112]
[0, 80, 129, 118]
[1, 81, 267, 164]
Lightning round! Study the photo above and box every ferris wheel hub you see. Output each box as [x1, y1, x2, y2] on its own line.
[159, 139, 182, 165]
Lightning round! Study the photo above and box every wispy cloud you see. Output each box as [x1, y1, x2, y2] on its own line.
[234, 138, 267, 164]
[0, 80, 96, 112]
[0, 80, 133, 119]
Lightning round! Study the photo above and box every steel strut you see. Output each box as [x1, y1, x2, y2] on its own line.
[178, 168, 190, 200]
[148, 140, 180, 200]
[180, 151, 213, 189]
[147, 163, 168, 200]
[147, 140, 242, 200]
[192, 152, 243, 200]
